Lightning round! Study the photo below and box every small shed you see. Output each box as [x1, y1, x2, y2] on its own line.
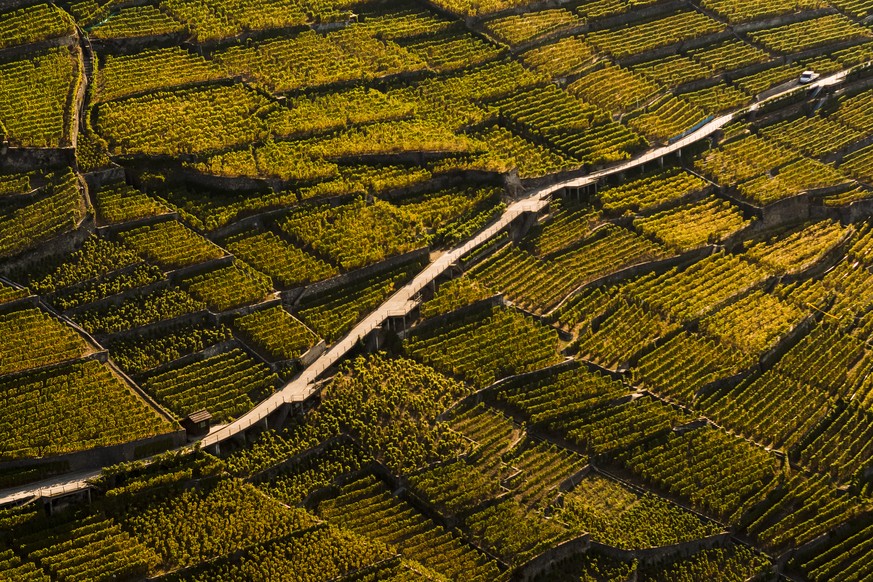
[182, 410, 212, 438]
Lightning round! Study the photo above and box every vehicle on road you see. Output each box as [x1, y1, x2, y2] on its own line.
[799, 70, 820, 84]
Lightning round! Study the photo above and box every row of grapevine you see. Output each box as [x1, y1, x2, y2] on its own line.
[493, 83, 647, 164]
[72, 287, 205, 336]
[697, 290, 806, 355]
[311, 354, 470, 473]
[0, 3, 74, 49]
[504, 437, 587, 507]
[12, 513, 159, 581]
[495, 367, 687, 454]
[0, 307, 90, 376]
[214, 27, 425, 94]
[0, 359, 173, 460]
[168, 524, 394, 582]
[120, 478, 315, 569]
[0, 281, 27, 304]
[0, 47, 80, 148]
[617, 425, 780, 522]
[318, 475, 501, 581]
[557, 473, 723, 549]
[519, 36, 596, 80]
[403, 28, 503, 72]
[760, 113, 865, 158]
[232, 305, 318, 361]
[224, 229, 337, 289]
[744, 473, 864, 551]
[96, 46, 227, 103]
[632, 54, 712, 87]
[795, 516, 873, 581]
[88, 6, 185, 40]
[471, 125, 578, 178]
[632, 195, 750, 251]
[739, 157, 850, 205]
[794, 402, 873, 482]
[19, 235, 141, 294]
[106, 322, 232, 374]
[141, 347, 277, 421]
[598, 168, 708, 214]
[700, 0, 822, 23]
[746, 220, 848, 275]
[528, 199, 603, 256]
[0, 169, 84, 258]
[279, 198, 427, 271]
[0, 546, 48, 581]
[749, 14, 872, 54]
[470, 226, 668, 313]
[586, 10, 724, 59]
[569, 62, 660, 116]
[576, 299, 679, 369]
[404, 305, 561, 388]
[463, 499, 571, 565]
[296, 262, 417, 341]
[181, 260, 272, 311]
[117, 220, 224, 270]
[637, 544, 771, 581]
[626, 95, 707, 143]
[621, 251, 770, 322]
[449, 403, 519, 460]
[91, 180, 171, 226]
[408, 460, 504, 516]
[42, 263, 163, 311]
[96, 84, 276, 156]
[256, 438, 366, 504]
[419, 277, 493, 318]
[483, 9, 583, 46]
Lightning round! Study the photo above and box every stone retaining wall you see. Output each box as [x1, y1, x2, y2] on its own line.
[0, 147, 75, 172]
[0, 218, 94, 279]
[589, 532, 733, 566]
[0, 430, 186, 476]
[288, 247, 429, 305]
[512, 536, 591, 581]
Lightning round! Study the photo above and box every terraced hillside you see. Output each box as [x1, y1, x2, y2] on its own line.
[1, 0, 873, 580]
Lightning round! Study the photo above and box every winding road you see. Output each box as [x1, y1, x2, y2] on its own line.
[0, 66, 857, 506]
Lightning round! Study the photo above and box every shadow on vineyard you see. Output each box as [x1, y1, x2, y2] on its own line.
[0, 0, 872, 579]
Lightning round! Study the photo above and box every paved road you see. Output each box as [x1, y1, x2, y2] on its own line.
[200, 196, 548, 447]
[0, 66, 855, 505]
[0, 470, 94, 505]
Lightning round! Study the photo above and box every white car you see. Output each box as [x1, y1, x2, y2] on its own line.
[799, 70, 819, 84]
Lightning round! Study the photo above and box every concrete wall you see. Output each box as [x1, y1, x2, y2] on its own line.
[618, 30, 734, 67]
[63, 278, 170, 317]
[0, 430, 186, 475]
[289, 247, 429, 305]
[81, 165, 127, 192]
[178, 166, 272, 194]
[548, 245, 713, 317]
[90, 31, 190, 55]
[98, 309, 214, 343]
[0, 218, 95, 279]
[812, 197, 873, 223]
[760, 193, 812, 229]
[589, 532, 733, 565]
[97, 211, 185, 237]
[512, 536, 591, 581]
[586, 0, 684, 31]
[400, 294, 505, 340]
[0, 33, 77, 65]
[0, 148, 76, 172]
[732, 8, 836, 33]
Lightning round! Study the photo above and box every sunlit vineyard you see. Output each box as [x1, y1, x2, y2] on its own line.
[1, 0, 872, 579]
